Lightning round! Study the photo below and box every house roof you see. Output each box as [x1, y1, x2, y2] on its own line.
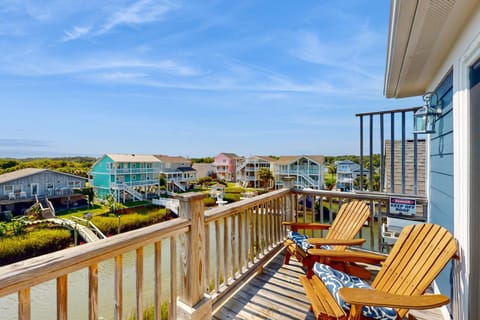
[384, 139, 426, 194]
[0, 168, 86, 185]
[192, 163, 213, 178]
[107, 154, 159, 162]
[253, 156, 278, 162]
[219, 153, 238, 158]
[384, 0, 476, 98]
[154, 155, 190, 163]
[274, 155, 325, 165]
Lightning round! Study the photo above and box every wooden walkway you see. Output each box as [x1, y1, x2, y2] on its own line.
[213, 249, 316, 320]
[213, 248, 445, 320]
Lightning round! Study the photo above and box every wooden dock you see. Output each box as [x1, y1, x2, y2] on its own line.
[213, 248, 445, 320]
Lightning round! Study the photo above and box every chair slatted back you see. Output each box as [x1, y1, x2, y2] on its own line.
[326, 200, 371, 251]
[372, 223, 457, 318]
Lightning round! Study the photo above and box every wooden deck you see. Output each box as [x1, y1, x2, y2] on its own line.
[213, 249, 316, 320]
[213, 248, 445, 320]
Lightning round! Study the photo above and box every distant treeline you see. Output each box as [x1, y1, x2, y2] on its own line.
[0, 157, 96, 177]
[190, 157, 214, 163]
[324, 155, 381, 168]
[0, 154, 381, 179]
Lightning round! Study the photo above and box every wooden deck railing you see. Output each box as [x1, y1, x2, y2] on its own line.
[0, 217, 189, 320]
[0, 187, 427, 319]
[204, 189, 290, 310]
[291, 189, 428, 251]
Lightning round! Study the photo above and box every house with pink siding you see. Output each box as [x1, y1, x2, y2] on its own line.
[213, 153, 239, 182]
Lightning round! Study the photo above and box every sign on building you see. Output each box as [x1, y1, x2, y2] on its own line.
[389, 197, 416, 216]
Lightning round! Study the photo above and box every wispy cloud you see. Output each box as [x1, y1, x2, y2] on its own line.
[0, 138, 49, 148]
[62, 26, 91, 41]
[291, 27, 384, 76]
[97, 71, 147, 82]
[1, 54, 199, 77]
[99, 0, 178, 34]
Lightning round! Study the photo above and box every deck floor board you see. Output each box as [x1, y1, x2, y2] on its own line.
[213, 250, 316, 320]
[213, 248, 445, 320]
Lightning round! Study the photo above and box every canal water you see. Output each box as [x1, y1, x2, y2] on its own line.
[0, 241, 173, 320]
[0, 222, 221, 320]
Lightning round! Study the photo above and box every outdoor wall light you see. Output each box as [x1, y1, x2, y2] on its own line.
[413, 92, 442, 134]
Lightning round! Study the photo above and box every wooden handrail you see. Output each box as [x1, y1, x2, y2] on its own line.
[0, 188, 429, 319]
[0, 217, 189, 297]
[204, 189, 290, 223]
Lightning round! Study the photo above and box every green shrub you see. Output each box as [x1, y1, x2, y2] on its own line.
[0, 228, 72, 266]
[92, 208, 168, 235]
[223, 193, 240, 203]
[127, 302, 168, 320]
[224, 187, 244, 194]
[203, 197, 217, 207]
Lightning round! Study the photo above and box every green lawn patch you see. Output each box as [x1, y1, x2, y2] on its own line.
[92, 207, 171, 236]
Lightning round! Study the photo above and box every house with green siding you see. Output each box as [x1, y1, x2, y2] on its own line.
[89, 153, 197, 202]
[89, 154, 161, 202]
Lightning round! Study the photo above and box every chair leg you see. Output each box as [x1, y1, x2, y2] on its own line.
[284, 250, 291, 264]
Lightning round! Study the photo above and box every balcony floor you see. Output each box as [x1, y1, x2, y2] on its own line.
[213, 248, 445, 320]
[213, 250, 316, 320]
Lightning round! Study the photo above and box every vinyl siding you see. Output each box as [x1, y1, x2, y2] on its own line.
[429, 72, 453, 300]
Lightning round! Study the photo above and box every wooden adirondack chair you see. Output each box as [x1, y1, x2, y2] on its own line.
[300, 223, 458, 320]
[284, 200, 384, 279]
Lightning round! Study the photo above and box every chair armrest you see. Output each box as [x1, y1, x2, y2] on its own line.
[307, 238, 366, 246]
[339, 288, 449, 309]
[282, 222, 331, 231]
[307, 249, 386, 264]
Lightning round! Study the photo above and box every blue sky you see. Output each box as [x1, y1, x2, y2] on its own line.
[0, 0, 419, 158]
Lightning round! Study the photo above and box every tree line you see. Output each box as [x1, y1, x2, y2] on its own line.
[0, 157, 96, 178]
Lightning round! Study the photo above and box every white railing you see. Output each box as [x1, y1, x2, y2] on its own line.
[119, 183, 143, 201]
[152, 198, 180, 214]
[110, 168, 157, 174]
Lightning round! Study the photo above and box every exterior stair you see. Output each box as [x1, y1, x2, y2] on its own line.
[119, 183, 143, 201]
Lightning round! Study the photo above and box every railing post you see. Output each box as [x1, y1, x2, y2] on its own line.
[283, 177, 295, 223]
[176, 192, 212, 320]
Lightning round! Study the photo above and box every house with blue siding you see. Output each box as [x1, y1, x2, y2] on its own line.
[0, 168, 87, 215]
[384, 1, 479, 318]
[89, 154, 161, 202]
[334, 160, 370, 192]
[272, 155, 325, 190]
[154, 155, 196, 192]
[89, 154, 197, 201]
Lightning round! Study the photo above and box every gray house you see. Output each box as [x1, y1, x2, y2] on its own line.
[0, 168, 87, 216]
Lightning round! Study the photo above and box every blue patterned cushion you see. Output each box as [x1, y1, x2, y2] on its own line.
[288, 231, 334, 252]
[288, 231, 313, 251]
[313, 263, 397, 320]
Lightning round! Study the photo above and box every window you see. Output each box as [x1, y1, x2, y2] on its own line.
[106, 163, 111, 169]
[4, 185, 13, 194]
